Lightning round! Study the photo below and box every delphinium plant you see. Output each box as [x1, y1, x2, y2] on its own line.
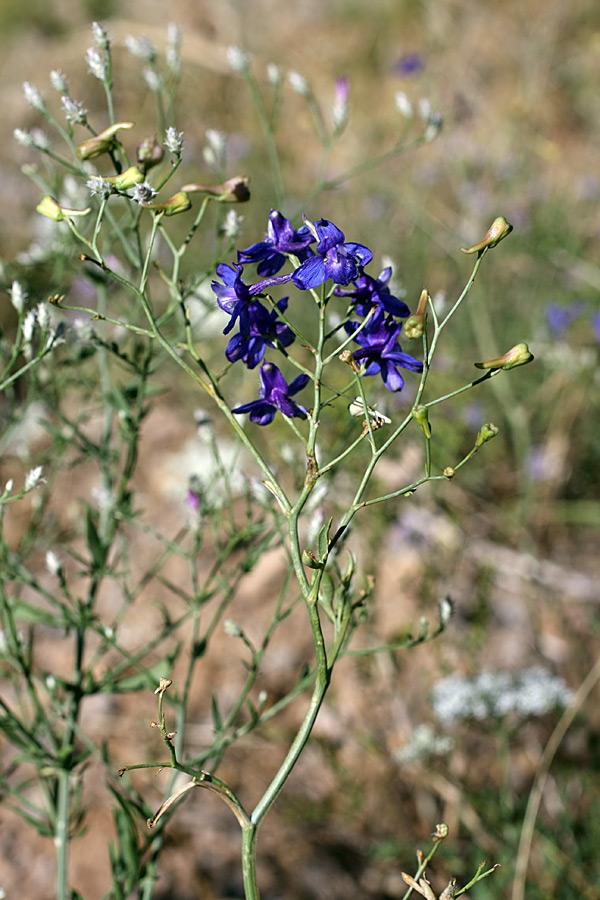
[0, 21, 535, 900]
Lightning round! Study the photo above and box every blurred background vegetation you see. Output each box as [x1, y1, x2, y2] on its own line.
[1, 1, 599, 899]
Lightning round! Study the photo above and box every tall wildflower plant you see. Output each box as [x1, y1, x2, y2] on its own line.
[1, 22, 533, 900]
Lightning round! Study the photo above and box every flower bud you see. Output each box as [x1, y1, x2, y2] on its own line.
[142, 191, 192, 216]
[404, 288, 429, 339]
[339, 348, 361, 373]
[474, 422, 499, 448]
[181, 176, 250, 203]
[102, 166, 145, 190]
[474, 342, 534, 371]
[137, 136, 164, 169]
[443, 466, 456, 479]
[36, 196, 91, 221]
[461, 216, 513, 254]
[411, 405, 431, 438]
[76, 121, 134, 160]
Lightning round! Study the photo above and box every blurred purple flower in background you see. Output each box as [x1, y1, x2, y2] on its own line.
[392, 53, 424, 76]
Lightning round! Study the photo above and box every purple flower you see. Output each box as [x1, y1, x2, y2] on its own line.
[345, 309, 422, 392]
[232, 362, 309, 425]
[237, 210, 315, 276]
[225, 297, 295, 369]
[333, 267, 410, 318]
[393, 54, 424, 77]
[545, 301, 585, 338]
[212, 262, 292, 337]
[292, 218, 373, 289]
[592, 311, 600, 343]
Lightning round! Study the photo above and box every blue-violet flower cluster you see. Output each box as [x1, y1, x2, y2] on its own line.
[211, 211, 423, 424]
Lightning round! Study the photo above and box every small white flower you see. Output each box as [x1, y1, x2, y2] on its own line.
[72, 317, 94, 341]
[418, 97, 432, 120]
[86, 47, 107, 81]
[395, 724, 454, 764]
[46, 550, 62, 576]
[287, 70, 310, 97]
[22, 308, 37, 344]
[91, 22, 109, 49]
[224, 619, 243, 637]
[36, 303, 51, 331]
[14, 128, 35, 147]
[45, 675, 56, 690]
[129, 181, 157, 204]
[30, 128, 49, 149]
[103, 625, 114, 640]
[203, 129, 226, 170]
[164, 126, 184, 155]
[395, 91, 413, 118]
[221, 209, 243, 240]
[23, 81, 46, 112]
[227, 45, 249, 73]
[166, 22, 181, 74]
[61, 96, 87, 124]
[266, 63, 281, 86]
[142, 68, 161, 92]
[86, 175, 113, 198]
[125, 34, 156, 62]
[439, 595, 454, 627]
[9, 280, 26, 313]
[50, 69, 69, 93]
[24, 465, 45, 492]
[4, 479, 14, 493]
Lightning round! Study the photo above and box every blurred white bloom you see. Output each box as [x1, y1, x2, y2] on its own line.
[45, 675, 56, 690]
[86, 47, 107, 81]
[62, 96, 87, 124]
[433, 666, 573, 727]
[14, 128, 35, 147]
[166, 23, 181, 74]
[36, 303, 51, 331]
[221, 209, 243, 240]
[4, 480, 14, 493]
[395, 91, 413, 118]
[395, 724, 454, 764]
[50, 69, 69, 93]
[227, 45, 249, 73]
[23, 81, 46, 112]
[91, 22, 109, 50]
[125, 34, 156, 62]
[266, 63, 281, 86]
[418, 97, 432, 120]
[224, 619, 243, 637]
[46, 550, 62, 576]
[203, 129, 226, 170]
[9, 280, 26, 313]
[142, 68, 161, 92]
[24, 465, 45, 492]
[287, 70, 310, 97]
[104, 626, 114, 639]
[22, 308, 37, 344]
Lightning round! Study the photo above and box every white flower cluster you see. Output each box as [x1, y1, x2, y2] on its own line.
[433, 666, 574, 727]
[395, 724, 454, 765]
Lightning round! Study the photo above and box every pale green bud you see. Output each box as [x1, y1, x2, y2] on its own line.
[461, 216, 513, 254]
[474, 423, 499, 448]
[102, 166, 144, 190]
[474, 342, 534, 371]
[142, 191, 192, 216]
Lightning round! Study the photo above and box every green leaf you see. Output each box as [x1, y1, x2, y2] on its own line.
[211, 693, 222, 731]
[318, 572, 336, 623]
[85, 506, 107, 569]
[317, 516, 334, 561]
